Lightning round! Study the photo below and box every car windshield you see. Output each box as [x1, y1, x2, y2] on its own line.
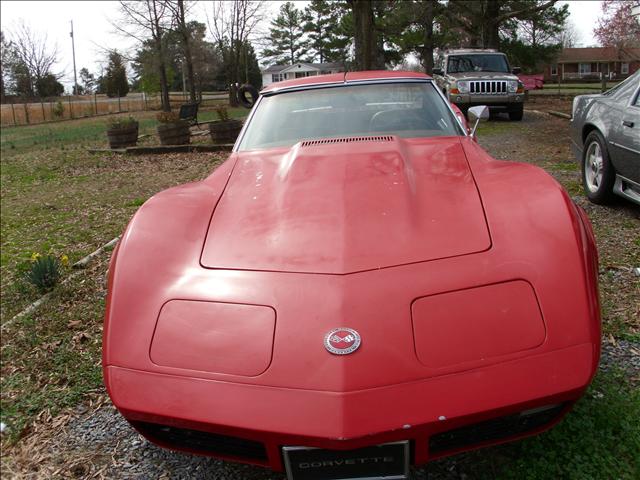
[447, 54, 510, 73]
[238, 81, 462, 151]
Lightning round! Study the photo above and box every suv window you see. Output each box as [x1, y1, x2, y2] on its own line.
[447, 55, 510, 74]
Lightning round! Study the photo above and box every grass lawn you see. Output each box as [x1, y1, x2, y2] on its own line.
[1, 109, 638, 478]
[1, 111, 236, 444]
[0, 106, 247, 157]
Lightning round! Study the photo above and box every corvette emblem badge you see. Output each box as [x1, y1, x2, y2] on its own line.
[324, 328, 361, 355]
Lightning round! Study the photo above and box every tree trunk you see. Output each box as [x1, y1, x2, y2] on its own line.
[422, 0, 435, 74]
[151, 0, 171, 112]
[229, 42, 241, 107]
[484, 0, 501, 48]
[177, 0, 197, 103]
[350, 0, 377, 71]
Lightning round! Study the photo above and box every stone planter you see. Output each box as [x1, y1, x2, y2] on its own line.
[106, 124, 139, 149]
[157, 120, 191, 145]
[209, 119, 243, 144]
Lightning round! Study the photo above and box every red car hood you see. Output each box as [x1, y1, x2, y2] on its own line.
[201, 137, 490, 274]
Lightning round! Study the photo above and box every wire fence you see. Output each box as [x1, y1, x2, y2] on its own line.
[0, 91, 229, 127]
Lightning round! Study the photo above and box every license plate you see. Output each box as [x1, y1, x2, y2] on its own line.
[282, 441, 409, 480]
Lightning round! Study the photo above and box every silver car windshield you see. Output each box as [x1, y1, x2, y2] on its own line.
[447, 55, 510, 73]
[238, 82, 463, 151]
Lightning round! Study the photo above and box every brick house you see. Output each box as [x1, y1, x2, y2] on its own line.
[545, 47, 640, 82]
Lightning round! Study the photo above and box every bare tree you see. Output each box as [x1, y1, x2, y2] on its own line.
[558, 19, 581, 48]
[113, 1, 172, 111]
[7, 20, 61, 96]
[166, 0, 197, 102]
[207, 0, 264, 106]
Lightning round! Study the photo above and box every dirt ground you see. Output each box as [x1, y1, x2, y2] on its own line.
[2, 108, 638, 479]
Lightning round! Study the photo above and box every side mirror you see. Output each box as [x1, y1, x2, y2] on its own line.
[432, 68, 444, 76]
[468, 105, 489, 137]
[512, 67, 521, 75]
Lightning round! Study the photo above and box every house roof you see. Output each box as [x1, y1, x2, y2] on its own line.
[557, 47, 640, 63]
[261, 62, 344, 74]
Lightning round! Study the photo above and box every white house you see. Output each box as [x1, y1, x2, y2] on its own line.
[261, 62, 345, 87]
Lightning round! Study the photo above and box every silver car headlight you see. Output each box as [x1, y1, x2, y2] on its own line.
[457, 81, 470, 93]
[571, 96, 579, 119]
[507, 80, 518, 93]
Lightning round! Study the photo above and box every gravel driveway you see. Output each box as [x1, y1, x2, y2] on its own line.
[4, 110, 639, 479]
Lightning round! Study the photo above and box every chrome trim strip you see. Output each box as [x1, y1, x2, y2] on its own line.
[263, 79, 346, 96]
[233, 94, 263, 152]
[609, 141, 640, 155]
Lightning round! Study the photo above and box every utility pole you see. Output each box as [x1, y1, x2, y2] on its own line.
[70, 20, 78, 95]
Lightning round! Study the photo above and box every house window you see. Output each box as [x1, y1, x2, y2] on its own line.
[271, 73, 284, 83]
[551, 64, 558, 76]
[579, 63, 591, 75]
[622, 63, 629, 74]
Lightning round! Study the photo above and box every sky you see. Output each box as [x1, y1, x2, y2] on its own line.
[0, 0, 604, 91]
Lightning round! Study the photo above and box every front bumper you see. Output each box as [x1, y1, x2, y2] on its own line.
[448, 93, 524, 110]
[106, 342, 596, 471]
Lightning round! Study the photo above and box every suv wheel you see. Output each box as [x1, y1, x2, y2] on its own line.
[582, 130, 615, 204]
[508, 104, 524, 121]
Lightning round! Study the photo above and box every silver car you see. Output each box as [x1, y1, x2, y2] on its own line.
[570, 71, 640, 205]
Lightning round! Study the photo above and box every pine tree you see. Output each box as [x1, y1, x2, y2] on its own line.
[302, 0, 351, 64]
[104, 51, 129, 98]
[262, 2, 308, 65]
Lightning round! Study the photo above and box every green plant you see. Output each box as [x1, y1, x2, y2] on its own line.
[107, 116, 138, 130]
[23, 254, 63, 293]
[52, 101, 65, 119]
[215, 105, 230, 122]
[156, 111, 179, 124]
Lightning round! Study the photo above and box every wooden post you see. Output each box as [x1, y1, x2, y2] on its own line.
[68, 95, 73, 119]
[11, 103, 17, 126]
[144, 92, 148, 111]
[94, 92, 98, 115]
[41, 100, 46, 122]
[24, 103, 30, 124]
[118, 92, 121, 112]
[601, 64, 607, 92]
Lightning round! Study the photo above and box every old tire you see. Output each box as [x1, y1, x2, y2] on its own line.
[582, 130, 615, 204]
[209, 119, 243, 144]
[238, 84, 259, 109]
[107, 125, 139, 149]
[508, 104, 524, 121]
[157, 121, 191, 146]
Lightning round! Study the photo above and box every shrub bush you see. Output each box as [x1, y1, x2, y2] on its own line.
[23, 254, 64, 293]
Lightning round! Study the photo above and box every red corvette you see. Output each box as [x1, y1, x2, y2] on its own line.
[103, 71, 601, 479]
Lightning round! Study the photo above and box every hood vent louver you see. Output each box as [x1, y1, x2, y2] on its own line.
[301, 136, 394, 147]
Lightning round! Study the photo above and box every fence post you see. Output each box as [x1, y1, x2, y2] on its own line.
[24, 103, 30, 125]
[94, 92, 98, 115]
[41, 99, 46, 122]
[11, 103, 17, 126]
[118, 91, 121, 112]
[68, 95, 73, 119]
[144, 92, 148, 111]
